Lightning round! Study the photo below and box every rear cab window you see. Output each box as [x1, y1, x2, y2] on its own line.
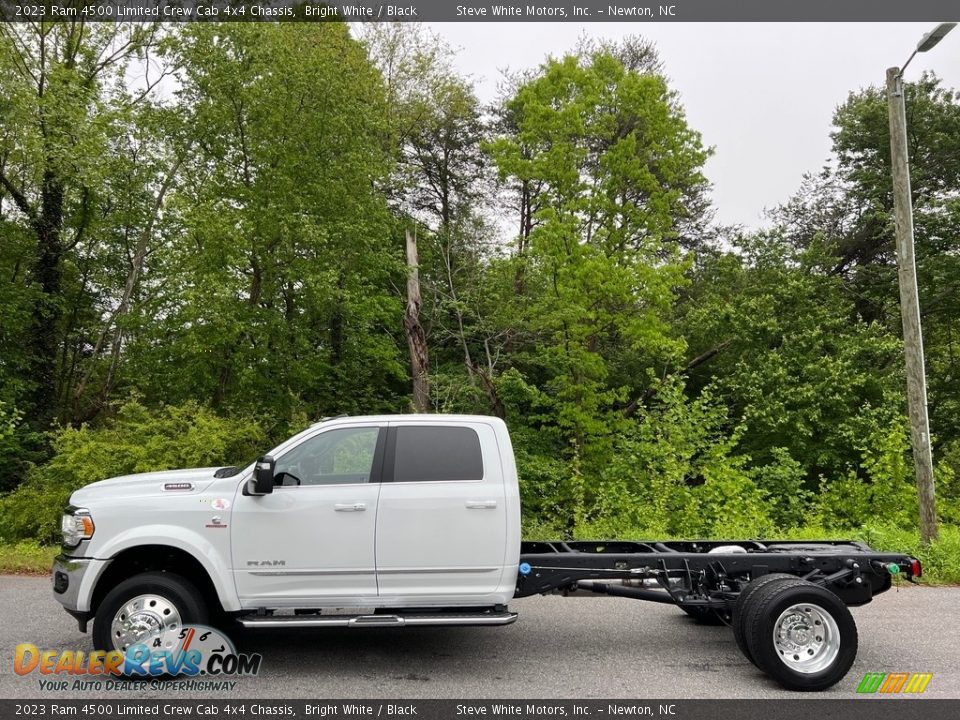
[392, 426, 484, 482]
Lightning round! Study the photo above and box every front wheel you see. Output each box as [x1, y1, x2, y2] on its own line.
[741, 577, 858, 691]
[93, 572, 208, 653]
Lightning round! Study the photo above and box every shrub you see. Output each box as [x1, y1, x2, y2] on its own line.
[814, 423, 918, 530]
[0, 399, 266, 543]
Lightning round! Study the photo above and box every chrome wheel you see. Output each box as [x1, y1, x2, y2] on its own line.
[772, 602, 840, 674]
[110, 593, 181, 652]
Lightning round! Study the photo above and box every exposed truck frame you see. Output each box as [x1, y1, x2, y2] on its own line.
[514, 539, 919, 690]
[516, 539, 911, 606]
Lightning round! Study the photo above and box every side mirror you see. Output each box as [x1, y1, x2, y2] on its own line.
[247, 455, 275, 496]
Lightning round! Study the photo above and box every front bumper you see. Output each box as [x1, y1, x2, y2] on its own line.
[52, 554, 110, 631]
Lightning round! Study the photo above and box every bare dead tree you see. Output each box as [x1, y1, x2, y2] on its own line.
[404, 228, 430, 412]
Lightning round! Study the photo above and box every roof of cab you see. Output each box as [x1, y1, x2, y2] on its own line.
[310, 413, 504, 428]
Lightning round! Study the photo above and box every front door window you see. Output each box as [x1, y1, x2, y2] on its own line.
[274, 427, 380, 486]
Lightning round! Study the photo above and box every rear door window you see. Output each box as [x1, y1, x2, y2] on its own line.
[393, 426, 484, 482]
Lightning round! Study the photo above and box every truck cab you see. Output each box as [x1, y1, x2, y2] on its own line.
[53, 415, 522, 651]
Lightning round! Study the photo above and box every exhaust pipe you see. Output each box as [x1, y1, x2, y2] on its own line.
[577, 580, 678, 604]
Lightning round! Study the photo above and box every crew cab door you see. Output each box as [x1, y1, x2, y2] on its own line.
[375, 421, 508, 600]
[231, 424, 385, 606]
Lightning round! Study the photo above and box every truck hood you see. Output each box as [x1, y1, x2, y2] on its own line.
[70, 467, 229, 505]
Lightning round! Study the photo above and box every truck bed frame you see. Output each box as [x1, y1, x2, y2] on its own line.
[515, 539, 918, 610]
[512, 539, 920, 690]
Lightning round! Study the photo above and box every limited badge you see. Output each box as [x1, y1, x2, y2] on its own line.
[163, 482, 193, 492]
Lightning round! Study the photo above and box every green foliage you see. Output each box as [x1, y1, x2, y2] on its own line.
[0, 402, 43, 493]
[752, 448, 812, 529]
[774, 74, 960, 473]
[0, 24, 166, 431]
[678, 234, 905, 485]
[0, 402, 17, 441]
[0, 25, 957, 551]
[0, 400, 266, 543]
[591, 382, 773, 539]
[933, 442, 960, 526]
[487, 48, 708, 486]
[122, 23, 407, 420]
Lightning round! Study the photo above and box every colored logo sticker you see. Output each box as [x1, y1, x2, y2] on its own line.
[856, 672, 933, 694]
[211, 498, 231, 511]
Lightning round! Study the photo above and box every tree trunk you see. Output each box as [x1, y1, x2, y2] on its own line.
[27, 169, 65, 429]
[73, 157, 183, 420]
[403, 228, 430, 412]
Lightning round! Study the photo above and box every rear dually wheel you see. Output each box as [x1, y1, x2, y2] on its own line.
[740, 577, 857, 691]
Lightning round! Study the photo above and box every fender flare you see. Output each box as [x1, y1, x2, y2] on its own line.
[88, 525, 241, 612]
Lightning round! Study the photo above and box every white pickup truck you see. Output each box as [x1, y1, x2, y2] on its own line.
[54, 414, 920, 691]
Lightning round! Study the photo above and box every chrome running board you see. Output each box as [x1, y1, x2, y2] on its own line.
[238, 610, 518, 629]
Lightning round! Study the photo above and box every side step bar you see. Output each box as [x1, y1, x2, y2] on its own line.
[238, 610, 518, 629]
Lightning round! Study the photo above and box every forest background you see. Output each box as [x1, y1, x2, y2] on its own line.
[1, 22, 958, 580]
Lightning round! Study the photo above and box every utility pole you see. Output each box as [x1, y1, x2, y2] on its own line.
[885, 67, 938, 544]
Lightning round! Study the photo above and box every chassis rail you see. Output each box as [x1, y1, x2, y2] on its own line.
[516, 539, 919, 609]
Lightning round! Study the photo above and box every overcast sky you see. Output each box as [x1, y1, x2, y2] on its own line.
[427, 23, 960, 229]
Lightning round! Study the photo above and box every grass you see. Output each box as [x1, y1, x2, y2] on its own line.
[0, 541, 58, 575]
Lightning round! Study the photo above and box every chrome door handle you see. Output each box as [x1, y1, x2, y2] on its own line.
[334, 503, 367, 512]
[465, 500, 497, 509]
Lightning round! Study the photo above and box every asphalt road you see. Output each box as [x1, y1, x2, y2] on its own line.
[1, 576, 956, 699]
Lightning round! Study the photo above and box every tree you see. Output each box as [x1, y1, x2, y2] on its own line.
[488, 48, 711, 514]
[0, 23, 163, 432]
[127, 22, 405, 420]
[403, 229, 429, 411]
[363, 23, 500, 414]
[773, 75, 960, 446]
[675, 233, 905, 488]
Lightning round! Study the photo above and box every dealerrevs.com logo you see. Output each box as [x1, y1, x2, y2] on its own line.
[15, 625, 262, 691]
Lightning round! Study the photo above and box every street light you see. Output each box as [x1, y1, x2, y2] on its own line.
[885, 22, 955, 545]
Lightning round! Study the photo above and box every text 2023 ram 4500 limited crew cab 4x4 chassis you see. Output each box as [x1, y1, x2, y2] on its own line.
[53, 414, 920, 691]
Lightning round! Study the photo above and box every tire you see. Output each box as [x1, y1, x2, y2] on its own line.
[93, 572, 208, 653]
[733, 573, 796, 665]
[678, 605, 731, 626]
[741, 577, 858, 691]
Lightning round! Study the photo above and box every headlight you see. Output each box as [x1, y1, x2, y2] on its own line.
[61, 508, 95, 548]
